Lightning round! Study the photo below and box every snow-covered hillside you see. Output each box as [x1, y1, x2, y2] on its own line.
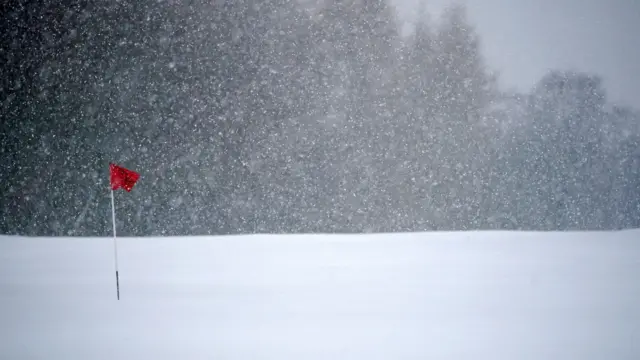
[2, 231, 640, 360]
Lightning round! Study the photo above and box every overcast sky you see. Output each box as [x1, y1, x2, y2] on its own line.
[392, 0, 640, 108]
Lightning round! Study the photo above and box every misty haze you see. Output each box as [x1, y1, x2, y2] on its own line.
[2, 0, 639, 236]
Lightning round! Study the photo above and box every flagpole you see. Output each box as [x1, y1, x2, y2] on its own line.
[110, 188, 120, 300]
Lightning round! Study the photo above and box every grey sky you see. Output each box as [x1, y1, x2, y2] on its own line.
[392, 0, 640, 108]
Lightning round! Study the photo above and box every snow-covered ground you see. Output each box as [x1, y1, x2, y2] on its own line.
[1, 231, 639, 360]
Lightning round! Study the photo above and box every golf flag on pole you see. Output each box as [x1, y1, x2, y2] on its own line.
[109, 163, 140, 300]
[110, 163, 140, 192]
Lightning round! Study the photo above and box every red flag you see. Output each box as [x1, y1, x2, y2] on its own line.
[110, 163, 140, 192]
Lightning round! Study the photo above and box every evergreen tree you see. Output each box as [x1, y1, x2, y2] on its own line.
[428, 4, 496, 229]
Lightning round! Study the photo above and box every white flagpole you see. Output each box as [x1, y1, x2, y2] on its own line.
[110, 188, 120, 300]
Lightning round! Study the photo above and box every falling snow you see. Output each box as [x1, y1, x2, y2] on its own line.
[1, 0, 639, 236]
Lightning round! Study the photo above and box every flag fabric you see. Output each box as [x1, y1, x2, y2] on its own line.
[110, 163, 140, 192]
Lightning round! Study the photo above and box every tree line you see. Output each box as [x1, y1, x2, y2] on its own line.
[1, 0, 639, 236]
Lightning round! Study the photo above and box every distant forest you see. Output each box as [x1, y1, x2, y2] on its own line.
[2, 0, 639, 236]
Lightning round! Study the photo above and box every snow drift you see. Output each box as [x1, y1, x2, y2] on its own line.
[1, 230, 639, 360]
